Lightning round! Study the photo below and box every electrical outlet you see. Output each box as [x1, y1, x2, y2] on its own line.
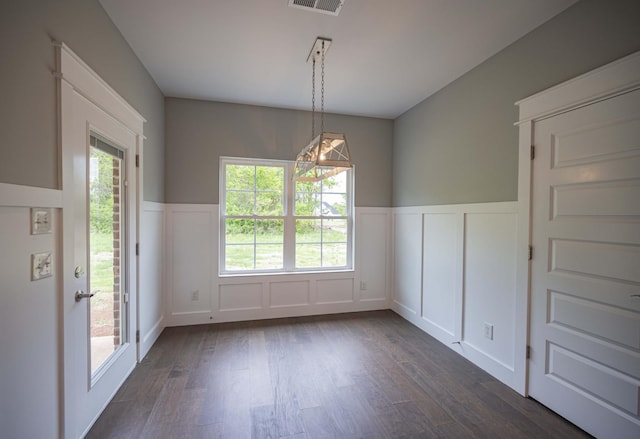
[191, 290, 199, 301]
[32, 252, 52, 280]
[483, 322, 494, 340]
[360, 281, 367, 290]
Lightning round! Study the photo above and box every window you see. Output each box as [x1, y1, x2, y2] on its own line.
[220, 157, 353, 274]
[294, 172, 350, 268]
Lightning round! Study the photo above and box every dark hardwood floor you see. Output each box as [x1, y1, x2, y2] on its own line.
[88, 310, 592, 438]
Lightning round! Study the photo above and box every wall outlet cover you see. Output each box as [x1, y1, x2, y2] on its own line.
[483, 322, 494, 340]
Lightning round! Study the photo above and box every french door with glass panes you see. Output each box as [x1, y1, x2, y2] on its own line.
[61, 74, 138, 438]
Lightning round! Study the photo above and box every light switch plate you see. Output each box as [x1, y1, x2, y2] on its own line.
[31, 208, 52, 234]
[32, 252, 52, 281]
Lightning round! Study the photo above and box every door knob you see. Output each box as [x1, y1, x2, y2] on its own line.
[75, 290, 98, 302]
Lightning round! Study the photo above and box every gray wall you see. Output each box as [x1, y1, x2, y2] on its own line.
[165, 98, 393, 207]
[0, 0, 165, 201]
[392, 0, 640, 207]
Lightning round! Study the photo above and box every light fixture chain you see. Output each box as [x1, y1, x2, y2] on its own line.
[311, 58, 316, 139]
[295, 37, 351, 182]
[321, 40, 325, 134]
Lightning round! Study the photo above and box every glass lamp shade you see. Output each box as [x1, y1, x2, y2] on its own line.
[294, 132, 352, 181]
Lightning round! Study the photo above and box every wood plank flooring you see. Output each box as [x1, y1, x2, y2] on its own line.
[87, 310, 592, 438]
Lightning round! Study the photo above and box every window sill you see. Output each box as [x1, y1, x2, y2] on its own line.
[218, 268, 355, 279]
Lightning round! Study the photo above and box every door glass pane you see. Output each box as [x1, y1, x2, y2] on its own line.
[89, 141, 125, 377]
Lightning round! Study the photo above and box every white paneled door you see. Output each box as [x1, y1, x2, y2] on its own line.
[529, 88, 640, 439]
[61, 75, 139, 438]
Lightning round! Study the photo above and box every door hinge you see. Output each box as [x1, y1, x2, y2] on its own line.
[135, 154, 140, 167]
[530, 145, 535, 160]
[123, 292, 129, 303]
[526, 345, 531, 359]
[136, 243, 139, 256]
[528, 245, 533, 261]
[136, 330, 140, 343]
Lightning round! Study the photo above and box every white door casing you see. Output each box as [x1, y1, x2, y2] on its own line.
[517, 51, 640, 439]
[57, 42, 144, 438]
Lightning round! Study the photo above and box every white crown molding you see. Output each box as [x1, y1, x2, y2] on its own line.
[53, 41, 146, 135]
[516, 50, 640, 124]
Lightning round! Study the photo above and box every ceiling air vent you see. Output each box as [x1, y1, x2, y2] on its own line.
[289, 0, 345, 16]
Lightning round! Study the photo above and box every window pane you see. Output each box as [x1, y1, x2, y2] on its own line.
[89, 145, 123, 376]
[256, 166, 284, 191]
[322, 172, 346, 193]
[225, 244, 254, 270]
[321, 193, 347, 216]
[295, 192, 320, 216]
[296, 243, 321, 268]
[256, 244, 284, 269]
[323, 243, 347, 267]
[296, 219, 321, 243]
[256, 220, 283, 243]
[323, 219, 347, 242]
[256, 191, 283, 216]
[225, 219, 254, 243]
[296, 180, 321, 193]
[226, 165, 254, 190]
[226, 191, 254, 215]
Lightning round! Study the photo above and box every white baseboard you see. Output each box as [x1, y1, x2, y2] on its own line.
[139, 315, 165, 360]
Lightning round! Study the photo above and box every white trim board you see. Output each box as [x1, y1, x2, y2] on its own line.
[0, 183, 62, 208]
[54, 41, 146, 134]
[516, 50, 640, 123]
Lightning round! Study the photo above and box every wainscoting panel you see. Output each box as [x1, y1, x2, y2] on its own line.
[392, 202, 520, 391]
[422, 213, 458, 340]
[219, 283, 263, 311]
[0, 204, 61, 439]
[165, 206, 390, 325]
[316, 278, 354, 304]
[269, 281, 310, 308]
[356, 208, 391, 302]
[391, 210, 423, 316]
[463, 211, 518, 383]
[138, 201, 166, 359]
[165, 204, 217, 326]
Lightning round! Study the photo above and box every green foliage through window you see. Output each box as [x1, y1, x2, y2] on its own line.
[221, 158, 352, 273]
[89, 147, 118, 234]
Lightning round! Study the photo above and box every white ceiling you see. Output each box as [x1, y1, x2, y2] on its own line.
[99, 0, 577, 119]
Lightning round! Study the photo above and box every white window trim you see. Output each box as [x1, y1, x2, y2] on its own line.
[219, 156, 354, 275]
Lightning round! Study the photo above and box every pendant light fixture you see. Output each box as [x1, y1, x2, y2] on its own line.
[294, 37, 352, 182]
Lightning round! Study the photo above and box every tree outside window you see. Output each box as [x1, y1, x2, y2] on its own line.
[220, 157, 353, 274]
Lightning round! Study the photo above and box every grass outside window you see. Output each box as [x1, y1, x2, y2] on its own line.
[220, 157, 353, 274]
